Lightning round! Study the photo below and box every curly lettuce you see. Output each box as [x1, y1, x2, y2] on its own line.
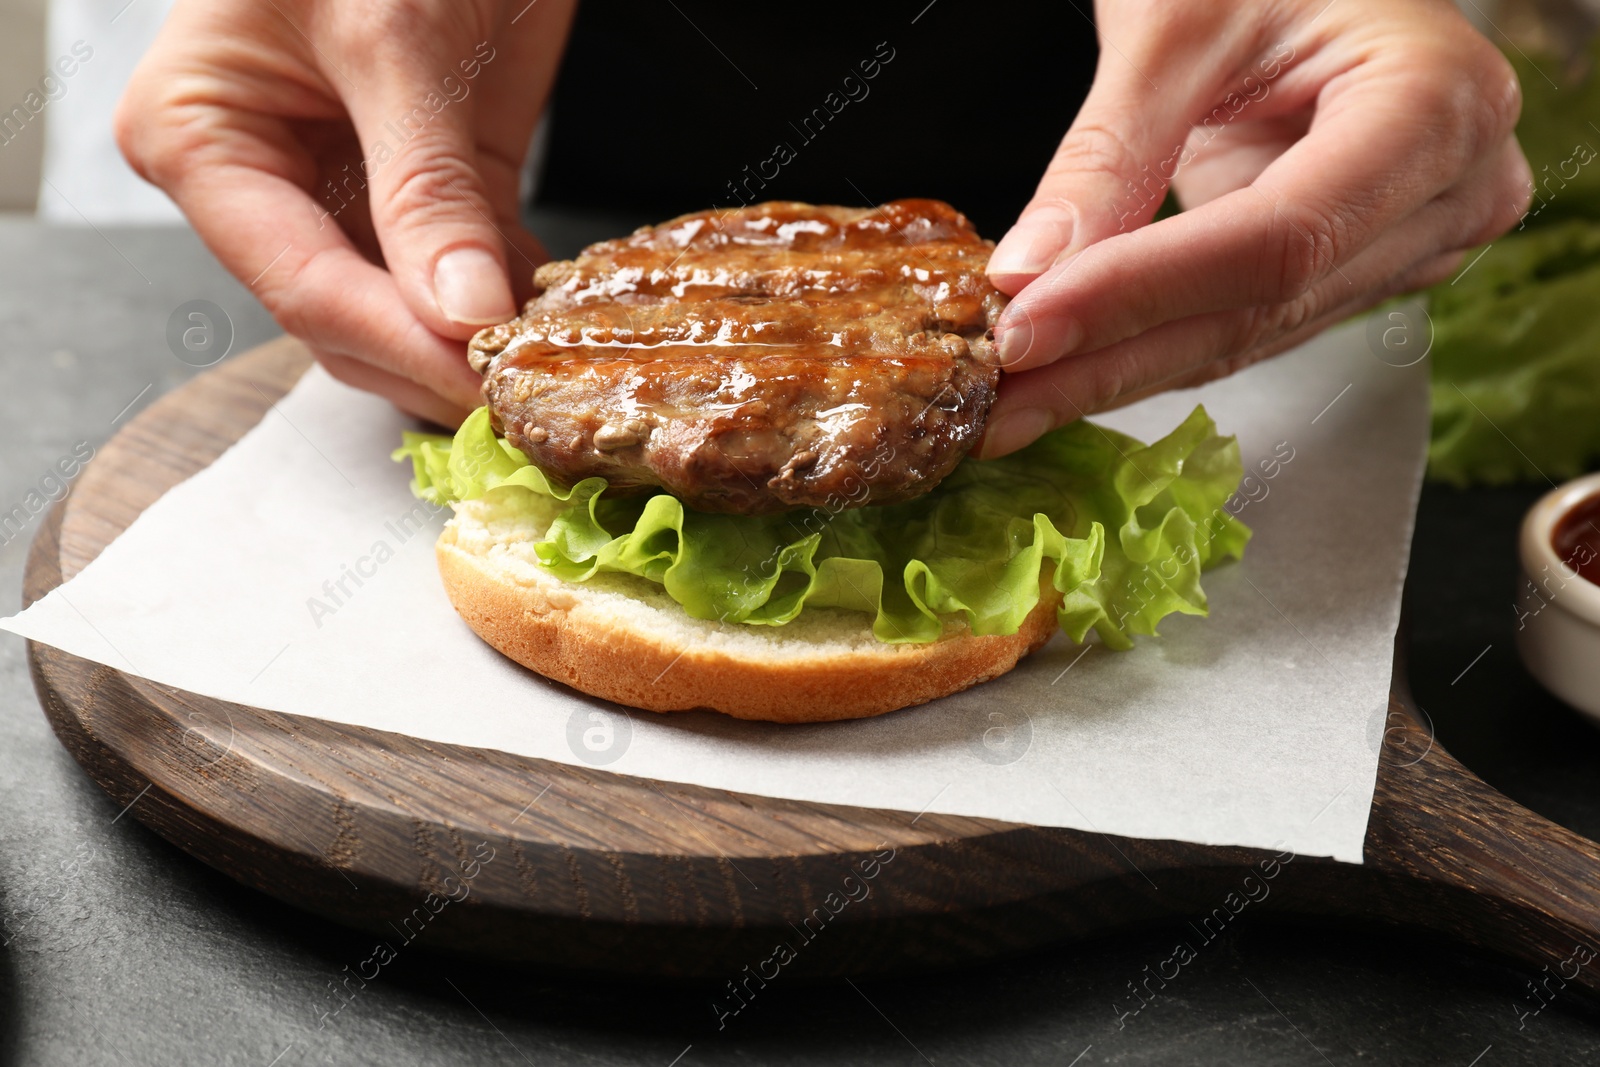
[394, 407, 1249, 647]
[1424, 39, 1600, 484]
[1428, 220, 1600, 485]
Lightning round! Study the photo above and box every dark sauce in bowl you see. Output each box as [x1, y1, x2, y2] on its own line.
[1553, 492, 1600, 586]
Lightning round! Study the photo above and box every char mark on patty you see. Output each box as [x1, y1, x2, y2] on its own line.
[471, 199, 1007, 515]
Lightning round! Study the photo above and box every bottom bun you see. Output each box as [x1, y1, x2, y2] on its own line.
[435, 494, 1064, 723]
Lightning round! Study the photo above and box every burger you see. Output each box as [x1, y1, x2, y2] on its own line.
[394, 200, 1249, 722]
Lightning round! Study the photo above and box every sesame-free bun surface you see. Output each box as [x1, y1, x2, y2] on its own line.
[435, 494, 1062, 723]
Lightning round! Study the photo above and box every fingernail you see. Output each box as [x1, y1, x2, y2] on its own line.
[433, 247, 515, 326]
[995, 307, 1035, 366]
[996, 305, 1082, 367]
[988, 204, 1076, 278]
[981, 408, 1054, 459]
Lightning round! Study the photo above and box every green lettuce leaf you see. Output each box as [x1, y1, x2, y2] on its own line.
[1422, 38, 1600, 485]
[394, 407, 1249, 647]
[1428, 219, 1600, 485]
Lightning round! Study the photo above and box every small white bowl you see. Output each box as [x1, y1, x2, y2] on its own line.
[1517, 472, 1600, 720]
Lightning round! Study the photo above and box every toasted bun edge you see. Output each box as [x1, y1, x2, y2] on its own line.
[435, 504, 1063, 723]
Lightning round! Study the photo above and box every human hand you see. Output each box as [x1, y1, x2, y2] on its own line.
[978, 0, 1532, 457]
[116, 0, 576, 425]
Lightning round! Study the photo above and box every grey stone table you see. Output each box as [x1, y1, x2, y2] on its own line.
[3, 214, 1600, 1066]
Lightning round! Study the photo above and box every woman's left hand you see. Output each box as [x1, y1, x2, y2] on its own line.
[978, 0, 1532, 457]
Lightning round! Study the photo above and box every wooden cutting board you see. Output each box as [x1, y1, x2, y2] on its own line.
[23, 338, 1600, 985]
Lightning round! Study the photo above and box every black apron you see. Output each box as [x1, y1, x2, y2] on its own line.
[534, 0, 1099, 238]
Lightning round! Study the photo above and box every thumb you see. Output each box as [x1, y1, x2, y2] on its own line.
[987, 57, 1213, 297]
[347, 65, 520, 339]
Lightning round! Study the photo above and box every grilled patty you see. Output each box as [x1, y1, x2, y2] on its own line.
[471, 199, 1006, 515]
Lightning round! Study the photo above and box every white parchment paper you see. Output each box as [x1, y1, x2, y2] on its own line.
[2, 318, 1427, 862]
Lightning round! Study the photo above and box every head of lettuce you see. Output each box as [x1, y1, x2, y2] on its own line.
[393, 405, 1250, 722]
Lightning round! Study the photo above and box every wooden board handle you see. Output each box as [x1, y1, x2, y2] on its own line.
[1359, 692, 1600, 1005]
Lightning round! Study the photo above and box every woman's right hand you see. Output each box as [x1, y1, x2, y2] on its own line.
[116, 0, 577, 425]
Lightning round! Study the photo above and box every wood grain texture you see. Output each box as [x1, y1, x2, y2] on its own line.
[23, 338, 1600, 984]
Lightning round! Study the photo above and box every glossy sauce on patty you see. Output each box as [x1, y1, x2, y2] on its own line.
[471, 200, 1006, 514]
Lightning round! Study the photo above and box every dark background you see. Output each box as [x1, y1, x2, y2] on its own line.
[535, 0, 1098, 238]
[4, 213, 1600, 1066]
